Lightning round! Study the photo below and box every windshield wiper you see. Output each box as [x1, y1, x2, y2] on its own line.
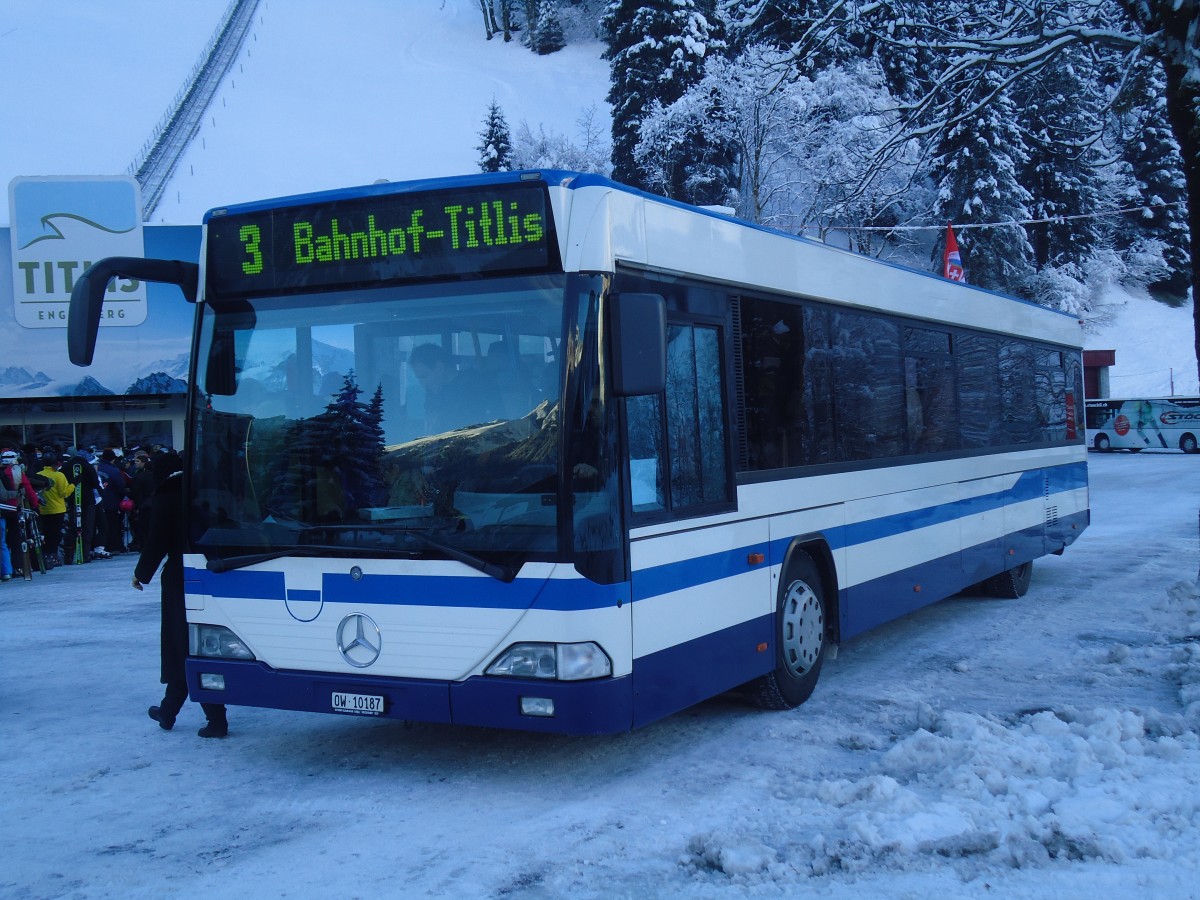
[205, 534, 517, 582]
[400, 528, 517, 583]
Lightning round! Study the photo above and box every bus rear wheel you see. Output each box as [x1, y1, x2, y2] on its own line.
[978, 560, 1033, 599]
[1180, 433, 1198, 454]
[1094, 434, 1111, 452]
[747, 551, 827, 710]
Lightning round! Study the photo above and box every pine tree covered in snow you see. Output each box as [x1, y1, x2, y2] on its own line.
[477, 98, 514, 173]
[634, 57, 739, 206]
[529, 0, 565, 55]
[1016, 48, 1107, 272]
[1114, 62, 1192, 302]
[930, 69, 1036, 296]
[602, 0, 724, 190]
[723, 0, 856, 72]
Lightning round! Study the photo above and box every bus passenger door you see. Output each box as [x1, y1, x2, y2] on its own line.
[624, 318, 772, 726]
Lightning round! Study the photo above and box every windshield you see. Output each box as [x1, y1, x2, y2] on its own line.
[189, 274, 593, 571]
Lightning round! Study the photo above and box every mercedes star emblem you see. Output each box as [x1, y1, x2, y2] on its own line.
[336, 613, 382, 668]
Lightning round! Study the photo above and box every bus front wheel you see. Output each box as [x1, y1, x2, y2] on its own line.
[1180, 433, 1198, 454]
[747, 551, 827, 710]
[1094, 434, 1111, 452]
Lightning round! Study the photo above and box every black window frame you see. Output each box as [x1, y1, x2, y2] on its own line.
[614, 269, 738, 526]
[734, 287, 1085, 484]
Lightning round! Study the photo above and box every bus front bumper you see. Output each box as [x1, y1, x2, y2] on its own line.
[185, 658, 634, 735]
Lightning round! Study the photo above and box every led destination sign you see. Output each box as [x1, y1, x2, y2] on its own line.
[206, 182, 555, 299]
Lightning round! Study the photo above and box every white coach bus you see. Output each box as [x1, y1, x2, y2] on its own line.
[69, 170, 1089, 734]
[1085, 397, 1200, 453]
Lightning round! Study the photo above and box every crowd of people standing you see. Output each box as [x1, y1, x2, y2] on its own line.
[0, 442, 162, 580]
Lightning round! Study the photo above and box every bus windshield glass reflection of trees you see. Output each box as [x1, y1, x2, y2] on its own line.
[190, 274, 592, 565]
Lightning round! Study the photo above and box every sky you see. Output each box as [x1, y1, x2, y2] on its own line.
[1, 5, 1199, 895]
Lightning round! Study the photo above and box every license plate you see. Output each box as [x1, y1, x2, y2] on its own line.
[332, 692, 384, 715]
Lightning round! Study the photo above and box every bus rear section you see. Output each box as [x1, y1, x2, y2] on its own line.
[1085, 397, 1200, 453]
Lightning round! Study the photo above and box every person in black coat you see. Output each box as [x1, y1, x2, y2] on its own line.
[133, 452, 229, 738]
[127, 451, 156, 551]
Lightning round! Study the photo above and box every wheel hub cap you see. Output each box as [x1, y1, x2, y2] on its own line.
[781, 580, 823, 677]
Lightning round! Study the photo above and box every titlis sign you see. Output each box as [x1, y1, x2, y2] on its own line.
[8, 176, 147, 328]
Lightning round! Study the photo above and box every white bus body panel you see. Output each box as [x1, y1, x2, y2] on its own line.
[551, 181, 1083, 348]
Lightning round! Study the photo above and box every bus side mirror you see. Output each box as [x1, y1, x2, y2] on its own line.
[609, 292, 666, 397]
[69, 257, 198, 366]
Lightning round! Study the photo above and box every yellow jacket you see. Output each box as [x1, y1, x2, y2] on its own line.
[37, 466, 74, 516]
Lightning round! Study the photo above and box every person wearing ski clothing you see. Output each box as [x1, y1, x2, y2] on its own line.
[37, 453, 74, 567]
[1, 447, 40, 577]
[96, 449, 128, 555]
[0, 456, 16, 582]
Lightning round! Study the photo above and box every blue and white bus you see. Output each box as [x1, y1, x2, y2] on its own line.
[70, 170, 1089, 734]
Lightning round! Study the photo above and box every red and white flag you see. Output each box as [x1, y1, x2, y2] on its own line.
[944, 224, 966, 282]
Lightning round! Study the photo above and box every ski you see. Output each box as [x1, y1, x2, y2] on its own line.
[19, 513, 32, 580]
[26, 510, 46, 575]
[72, 462, 84, 565]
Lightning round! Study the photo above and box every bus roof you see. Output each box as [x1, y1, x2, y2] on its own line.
[203, 169, 1083, 347]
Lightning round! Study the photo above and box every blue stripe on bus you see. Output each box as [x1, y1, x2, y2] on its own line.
[633, 463, 1086, 602]
[631, 541, 772, 602]
[632, 614, 774, 727]
[188, 462, 1084, 612]
[628, 505, 1089, 729]
[186, 566, 629, 612]
[837, 465, 1081, 547]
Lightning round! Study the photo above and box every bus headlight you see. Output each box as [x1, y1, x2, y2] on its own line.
[486, 642, 611, 681]
[189, 624, 255, 660]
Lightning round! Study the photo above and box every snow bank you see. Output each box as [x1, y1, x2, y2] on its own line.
[681, 579, 1200, 886]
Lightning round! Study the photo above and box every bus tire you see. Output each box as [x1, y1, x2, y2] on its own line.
[1094, 434, 1111, 452]
[1180, 433, 1198, 454]
[978, 560, 1033, 599]
[747, 551, 827, 710]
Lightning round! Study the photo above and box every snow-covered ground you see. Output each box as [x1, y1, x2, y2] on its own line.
[1, 448, 1197, 899]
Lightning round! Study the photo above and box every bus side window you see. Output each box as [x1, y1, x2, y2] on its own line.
[627, 394, 665, 512]
[666, 322, 729, 508]
[625, 321, 731, 516]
